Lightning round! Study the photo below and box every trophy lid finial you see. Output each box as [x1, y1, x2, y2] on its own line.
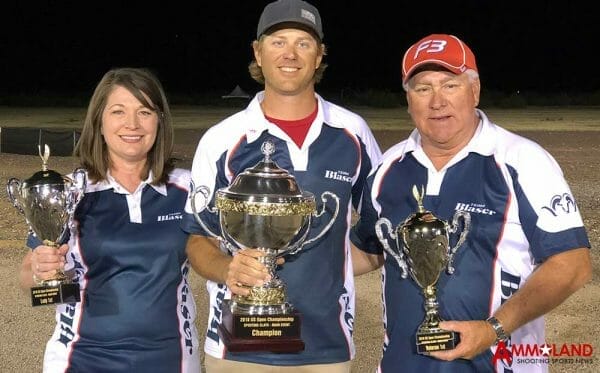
[27, 145, 64, 186]
[38, 144, 50, 171]
[261, 140, 275, 162]
[218, 139, 314, 204]
[412, 185, 426, 213]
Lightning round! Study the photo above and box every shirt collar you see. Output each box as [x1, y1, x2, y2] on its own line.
[401, 109, 495, 159]
[243, 91, 333, 143]
[465, 109, 497, 156]
[103, 169, 167, 196]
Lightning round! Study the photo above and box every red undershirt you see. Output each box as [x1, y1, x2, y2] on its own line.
[265, 104, 318, 148]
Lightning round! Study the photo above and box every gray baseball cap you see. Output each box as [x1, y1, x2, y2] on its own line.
[256, 0, 323, 40]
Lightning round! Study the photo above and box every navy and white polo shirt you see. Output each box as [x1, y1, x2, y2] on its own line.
[39, 168, 200, 373]
[351, 109, 590, 372]
[181, 92, 382, 365]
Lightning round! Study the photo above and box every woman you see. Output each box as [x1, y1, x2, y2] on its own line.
[18, 68, 200, 372]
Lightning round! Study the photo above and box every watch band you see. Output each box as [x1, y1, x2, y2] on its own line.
[486, 316, 509, 344]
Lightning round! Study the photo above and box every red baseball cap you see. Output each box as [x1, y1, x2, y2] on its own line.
[402, 34, 477, 84]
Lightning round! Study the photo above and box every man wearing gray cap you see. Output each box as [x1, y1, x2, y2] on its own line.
[181, 0, 382, 372]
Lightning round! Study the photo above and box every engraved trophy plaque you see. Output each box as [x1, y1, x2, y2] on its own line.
[191, 140, 339, 352]
[375, 185, 470, 354]
[7, 145, 86, 306]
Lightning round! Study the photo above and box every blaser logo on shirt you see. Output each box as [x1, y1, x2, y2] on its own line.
[57, 253, 85, 347]
[340, 289, 354, 336]
[180, 265, 195, 354]
[454, 202, 497, 215]
[324, 170, 352, 183]
[493, 269, 521, 372]
[157, 212, 183, 222]
[207, 283, 228, 345]
[58, 303, 77, 347]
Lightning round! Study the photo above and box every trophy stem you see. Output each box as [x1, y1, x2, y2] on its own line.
[231, 247, 290, 314]
[257, 248, 278, 280]
[415, 284, 459, 353]
[39, 239, 74, 286]
[421, 285, 441, 330]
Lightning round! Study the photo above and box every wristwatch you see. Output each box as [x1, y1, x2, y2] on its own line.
[486, 316, 509, 344]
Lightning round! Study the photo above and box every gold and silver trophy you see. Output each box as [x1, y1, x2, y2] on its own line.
[7, 145, 86, 306]
[190, 140, 339, 352]
[375, 185, 470, 354]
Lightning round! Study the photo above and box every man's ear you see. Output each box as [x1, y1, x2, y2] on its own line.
[472, 77, 481, 107]
[252, 40, 262, 67]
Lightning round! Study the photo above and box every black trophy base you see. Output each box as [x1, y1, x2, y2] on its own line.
[31, 282, 80, 307]
[218, 300, 304, 353]
[416, 328, 460, 354]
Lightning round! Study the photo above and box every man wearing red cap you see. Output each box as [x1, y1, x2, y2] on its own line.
[351, 34, 591, 372]
[182, 0, 381, 372]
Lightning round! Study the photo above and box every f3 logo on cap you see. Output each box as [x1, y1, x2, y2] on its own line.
[414, 40, 448, 59]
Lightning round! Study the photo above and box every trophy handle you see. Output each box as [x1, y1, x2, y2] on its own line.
[287, 191, 340, 256]
[66, 168, 87, 215]
[189, 183, 222, 240]
[375, 217, 409, 278]
[446, 210, 471, 274]
[6, 178, 25, 215]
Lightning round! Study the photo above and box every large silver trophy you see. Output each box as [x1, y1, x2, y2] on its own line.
[7, 145, 86, 306]
[190, 140, 339, 352]
[375, 185, 470, 354]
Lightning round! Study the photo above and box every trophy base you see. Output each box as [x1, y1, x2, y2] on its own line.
[416, 328, 460, 354]
[218, 299, 304, 353]
[31, 282, 80, 307]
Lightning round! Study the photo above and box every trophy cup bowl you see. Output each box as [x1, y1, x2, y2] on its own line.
[375, 185, 470, 354]
[216, 189, 316, 313]
[190, 140, 339, 352]
[6, 145, 86, 306]
[400, 210, 449, 290]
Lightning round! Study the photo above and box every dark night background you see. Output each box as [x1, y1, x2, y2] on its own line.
[1, 1, 598, 103]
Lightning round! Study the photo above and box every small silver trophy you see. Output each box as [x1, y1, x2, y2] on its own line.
[7, 145, 86, 306]
[190, 140, 339, 352]
[375, 185, 470, 354]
